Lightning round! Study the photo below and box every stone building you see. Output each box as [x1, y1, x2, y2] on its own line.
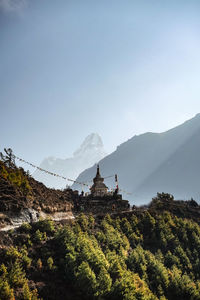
[73, 165, 130, 214]
[90, 165, 108, 197]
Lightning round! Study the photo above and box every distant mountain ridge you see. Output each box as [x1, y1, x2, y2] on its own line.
[33, 133, 107, 189]
[73, 114, 200, 204]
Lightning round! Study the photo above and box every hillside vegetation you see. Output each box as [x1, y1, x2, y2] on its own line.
[1, 149, 200, 299]
[0, 207, 200, 299]
[0, 150, 73, 219]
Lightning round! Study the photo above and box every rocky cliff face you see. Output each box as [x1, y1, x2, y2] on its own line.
[33, 133, 106, 189]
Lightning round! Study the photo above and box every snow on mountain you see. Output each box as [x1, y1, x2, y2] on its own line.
[33, 133, 107, 190]
[74, 133, 105, 157]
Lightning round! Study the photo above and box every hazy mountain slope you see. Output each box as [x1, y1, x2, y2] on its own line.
[135, 127, 200, 202]
[33, 133, 106, 189]
[73, 114, 200, 204]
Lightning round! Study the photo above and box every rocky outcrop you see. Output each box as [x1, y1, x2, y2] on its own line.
[0, 208, 74, 231]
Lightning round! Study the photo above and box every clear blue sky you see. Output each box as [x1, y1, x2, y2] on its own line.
[1, 0, 200, 166]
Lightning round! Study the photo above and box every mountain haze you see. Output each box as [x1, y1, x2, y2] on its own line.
[33, 133, 106, 189]
[73, 114, 200, 204]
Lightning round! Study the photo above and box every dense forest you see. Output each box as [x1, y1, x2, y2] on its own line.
[1, 149, 200, 299]
[0, 209, 200, 299]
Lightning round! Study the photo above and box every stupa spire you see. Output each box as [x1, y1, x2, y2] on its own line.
[96, 164, 100, 176]
[90, 165, 108, 197]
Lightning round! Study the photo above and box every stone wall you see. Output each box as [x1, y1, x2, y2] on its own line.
[73, 194, 130, 215]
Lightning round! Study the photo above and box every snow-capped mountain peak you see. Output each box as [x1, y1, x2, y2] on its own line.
[73, 133, 105, 158]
